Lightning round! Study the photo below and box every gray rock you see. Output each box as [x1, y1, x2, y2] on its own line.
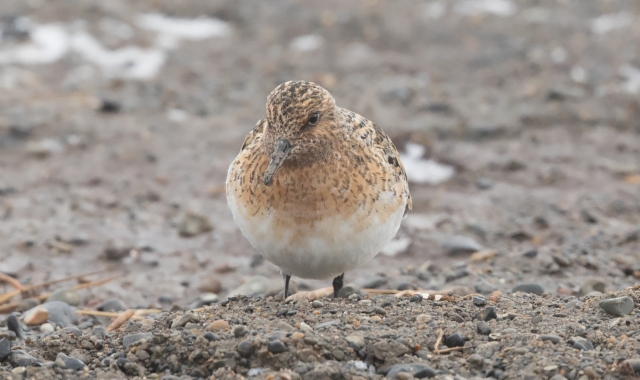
[171, 313, 199, 328]
[373, 340, 410, 360]
[442, 235, 484, 255]
[236, 340, 254, 357]
[549, 375, 568, 380]
[234, 325, 247, 338]
[540, 334, 561, 344]
[468, 353, 484, 367]
[10, 350, 38, 367]
[472, 296, 486, 307]
[358, 276, 387, 289]
[16, 298, 40, 312]
[61, 327, 82, 336]
[122, 332, 153, 349]
[42, 301, 77, 327]
[445, 333, 465, 347]
[315, 320, 341, 330]
[92, 327, 106, 338]
[580, 278, 606, 296]
[6, 315, 24, 339]
[96, 299, 127, 312]
[311, 301, 324, 308]
[267, 339, 287, 353]
[0, 338, 10, 362]
[475, 341, 501, 358]
[477, 321, 491, 335]
[478, 306, 498, 321]
[338, 284, 361, 298]
[178, 213, 213, 237]
[387, 363, 436, 378]
[474, 282, 497, 294]
[345, 334, 365, 350]
[570, 337, 593, 351]
[512, 283, 544, 295]
[622, 359, 640, 374]
[46, 288, 81, 306]
[599, 296, 634, 317]
[65, 357, 86, 370]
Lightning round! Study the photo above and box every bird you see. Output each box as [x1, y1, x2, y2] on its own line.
[225, 80, 411, 301]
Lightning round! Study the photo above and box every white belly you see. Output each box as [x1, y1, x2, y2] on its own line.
[227, 193, 406, 279]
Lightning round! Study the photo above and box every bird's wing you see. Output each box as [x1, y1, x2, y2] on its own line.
[239, 119, 267, 152]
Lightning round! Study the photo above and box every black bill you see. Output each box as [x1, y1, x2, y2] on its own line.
[263, 137, 292, 185]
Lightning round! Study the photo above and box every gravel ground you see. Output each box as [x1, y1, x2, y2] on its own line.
[1, 0, 640, 378]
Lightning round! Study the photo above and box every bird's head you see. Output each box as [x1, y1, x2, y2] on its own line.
[262, 80, 339, 185]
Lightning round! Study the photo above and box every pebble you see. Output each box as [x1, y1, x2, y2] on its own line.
[478, 306, 498, 321]
[207, 320, 230, 332]
[23, 305, 49, 326]
[386, 363, 436, 379]
[345, 334, 365, 350]
[6, 315, 24, 339]
[445, 333, 465, 348]
[570, 337, 593, 351]
[267, 339, 287, 353]
[178, 212, 213, 237]
[374, 306, 387, 316]
[122, 332, 153, 349]
[622, 359, 640, 374]
[337, 284, 361, 298]
[234, 325, 247, 338]
[16, 298, 40, 312]
[226, 276, 271, 299]
[236, 340, 254, 357]
[540, 334, 561, 344]
[203, 332, 218, 341]
[472, 296, 486, 307]
[475, 342, 501, 358]
[46, 288, 81, 306]
[315, 320, 341, 330]
[416, 314, 432, 324]
[512, 283, 544, 295]
[410, 294, 423, 303]
[171, 313, 199, 328]
[468, 353, 484, 366]
[42, 301, 77, 327]
[65, 357, 86, 370]
[311, 300, 324, 308]
[549, 375, 568, 380]
[442, 235, 484, 255]
[96, 298, 127, 312]
[9, 350, 38, 367]
[0, 338, 10, 361]
[474, 282, 497, 294]
[198, 277, 223, 294]
[299, 322, 313, 332]
[599, 296, 634, 317]
[91, 327, 106, 338]
[476, 321, 491, 335]
[580, 278, 606, 296]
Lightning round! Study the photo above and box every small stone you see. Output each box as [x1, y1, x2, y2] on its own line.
[171, 313, 199, 328]
[299, 322, 313, 332]
[234, 325, 247, 338]
[478, 306, 498, 321]
[46, 288, 81, 306]
[475, 282, 497, 294]
[91, 327, 106, 338]
[10, 350, 38, 367]
[468, 353, 484, 366]
[203, 332, 218, 341]
[540, 334, 561, 344]
[564, 300, 582, 310]
[416, 314, 432, 324]
[199, 277, 223, 294]
[477, 321, 491, 335]
[227, 275, 271, 298]
[122, 332, 152, 349]
[442, 235, 484, 255]
[580, 278, 606, 296]
[135, 349, 150, 361]
[178, 213, 213, 237]
[315, 320, 341, 330]
[523, 249, 538, 258]
[11, 367, 25, 376]
[331, 349, 345, 361]
[207, 320, 230, 332]
[345, 334, 365, 350]
[338, 284, 361, 298]
[475, 342, 501, 358]
[65, 357, 86, 370]
[445, 333, 464, 348]
[549, 375, 567, 380]
[61, 326, 82, 336]
[476, 177, 494, 189]
[570, 337, 593, 351]
[621, 359, 640, 374]
[103, 240, 133, 261]
[512, 283, 544, 295]
[23, 306, 49, 326]
[311, 300, 324, 308]
[410, 294, 423, 303]
[544, 365, 559, 372]
[599, 296, 634, 317]
[374, 306, 387, 316]
[96, 299, 127, 312]
[16, 298, 40, 313]
[43, 301, 79, 328]
[472, 296, 486, 307]
[267, 339, 287, 353]
[6, 315, 24, 339]
[236, 340, 254, 357]
[0, 338, 10, 361]
[386, 363, 436, 379]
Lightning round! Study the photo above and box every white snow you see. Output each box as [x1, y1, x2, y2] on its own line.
[381, 236, 412, 256]
[400, 142, 455, 185]
[0, 24, 69, 65]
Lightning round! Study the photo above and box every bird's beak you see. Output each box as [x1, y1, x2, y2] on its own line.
[263, 137, 293, 185]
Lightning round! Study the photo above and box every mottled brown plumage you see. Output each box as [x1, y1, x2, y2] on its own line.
[226, 80, 411, 300]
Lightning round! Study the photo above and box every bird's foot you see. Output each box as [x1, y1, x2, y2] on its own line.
[285, 287, 333, 303]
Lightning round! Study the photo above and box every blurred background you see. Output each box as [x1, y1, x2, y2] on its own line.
[0, 0, 639, 310]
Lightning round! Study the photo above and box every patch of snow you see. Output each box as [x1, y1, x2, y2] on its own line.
[70, 31, 165, 80]
[348, 360, 369, 371]
[137, 13, 230, 49]
[167, 108, 188, 123]
[290, 34, 323, 52]
[0, 24, 69, 65]
[400, 142, 455, 185]
[454, 0, 516, 17]
[619, 64, 640, 94]
[591, 12, 633, 35]
[247, 367, 266, 377]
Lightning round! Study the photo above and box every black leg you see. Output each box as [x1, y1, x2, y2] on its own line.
[332, 273, 344, 298]
[283, 273, 291, 298]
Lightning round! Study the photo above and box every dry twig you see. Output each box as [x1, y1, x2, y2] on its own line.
[107, 309, 135, 332]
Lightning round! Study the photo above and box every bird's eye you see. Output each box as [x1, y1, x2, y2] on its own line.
[307, 112, 320, 126]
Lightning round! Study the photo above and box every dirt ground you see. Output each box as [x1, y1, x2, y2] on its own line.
[0, 0, 639, 379]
